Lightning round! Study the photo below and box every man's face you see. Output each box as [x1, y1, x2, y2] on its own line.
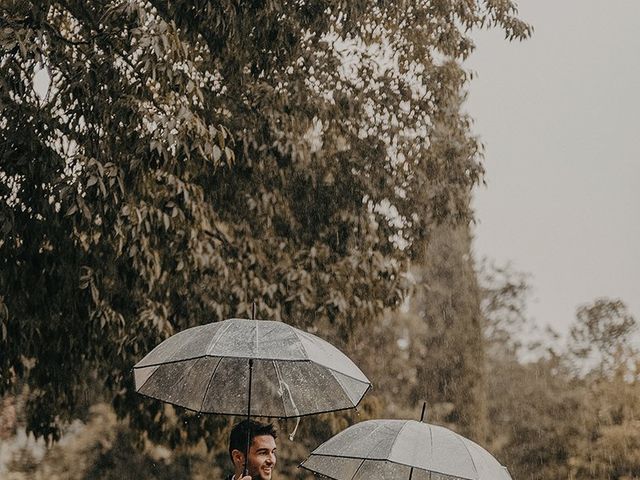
[245, 434, 277, 480]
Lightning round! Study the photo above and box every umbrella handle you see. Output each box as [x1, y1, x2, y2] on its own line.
[244, 358, 254, 476]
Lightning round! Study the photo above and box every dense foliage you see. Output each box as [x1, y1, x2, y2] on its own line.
[0, 0, 530, 443]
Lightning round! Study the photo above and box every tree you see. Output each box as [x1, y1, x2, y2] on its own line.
[407, 225, 488, 440]
[566, 299, 640, 480]
[569, 298, 637, 375]
[568, 369, 640, 480]
[481, 287, 640, 479]
[0, 0, 531, 443]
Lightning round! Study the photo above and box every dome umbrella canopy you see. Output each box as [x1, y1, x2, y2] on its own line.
[300, 419, 512, 480]
[133, 318, 371, 418]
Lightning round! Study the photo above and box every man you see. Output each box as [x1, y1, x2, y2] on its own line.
[227, 419, 278, 480]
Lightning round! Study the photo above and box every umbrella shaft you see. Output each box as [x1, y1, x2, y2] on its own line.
[244, 358, 254, 476]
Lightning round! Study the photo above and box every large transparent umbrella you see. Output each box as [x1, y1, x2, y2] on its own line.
[300, 414, 512, 480]
[134, 318, 371, 472]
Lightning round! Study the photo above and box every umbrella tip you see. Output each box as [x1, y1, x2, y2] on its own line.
[420, 401, 427, 422]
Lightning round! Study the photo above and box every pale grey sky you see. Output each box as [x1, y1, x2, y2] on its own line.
[465, 0, 640, 335]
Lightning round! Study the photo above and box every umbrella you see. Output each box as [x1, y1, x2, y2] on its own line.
[134, 318, 371, 471]
[300, 417, 512, 480]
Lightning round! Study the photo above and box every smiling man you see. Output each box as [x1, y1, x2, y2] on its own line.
[227, 420, 278, 480]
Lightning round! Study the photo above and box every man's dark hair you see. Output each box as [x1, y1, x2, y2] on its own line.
[229, 419, 277, 458]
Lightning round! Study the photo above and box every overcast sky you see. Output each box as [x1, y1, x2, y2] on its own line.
[465, 0, 640, 336]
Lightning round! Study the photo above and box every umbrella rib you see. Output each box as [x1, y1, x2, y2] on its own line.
[293, 329, 311, 360]
[313, 422, 390, 463]
[205, 321, 233, 356]
[254, 321, 259, 356]
[136, 365, 161, 392]
[137, 356, 318, 368]
[389, 422, 420, 472]
[138, 358, 203, 408]
[396, 420, 411, 441]
[199, 357, 223, 413]
[136, 391, 374, 419]
[429, 423, 434, 461]
[299, 462, 341, 480]
[313, 363, 371, 390]
[293, 330, 368, 383]
[350, 458, 367, 480]
[456, 434, 479, 479]
[324, 368, 359, 407]
[359, 422, 396, 464]
[387, 420, 414, 466]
